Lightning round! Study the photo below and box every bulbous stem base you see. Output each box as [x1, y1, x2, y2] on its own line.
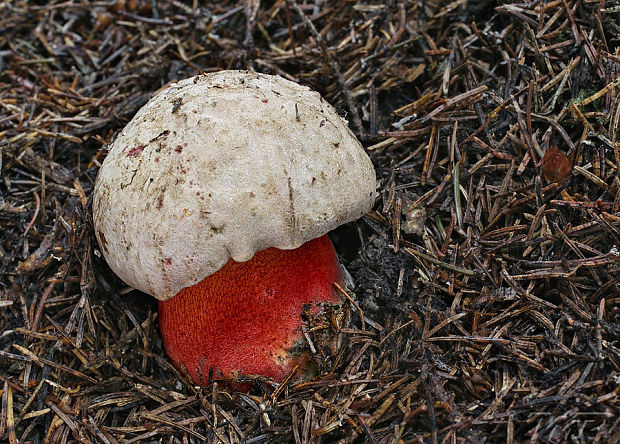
[158, 235, 342, 386]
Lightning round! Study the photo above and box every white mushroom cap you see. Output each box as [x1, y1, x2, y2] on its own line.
[93, 70, 376, 301]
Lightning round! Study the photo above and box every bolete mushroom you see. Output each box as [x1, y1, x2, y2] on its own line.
[92, 70, 376, 385]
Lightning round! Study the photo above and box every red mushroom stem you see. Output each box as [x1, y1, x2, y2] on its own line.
[158, 234, 343, 385]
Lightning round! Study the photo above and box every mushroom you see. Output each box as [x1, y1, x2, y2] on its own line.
[92, 70, 376, 385]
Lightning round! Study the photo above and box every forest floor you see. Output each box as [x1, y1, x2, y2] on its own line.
[1, 0, 619, 442]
